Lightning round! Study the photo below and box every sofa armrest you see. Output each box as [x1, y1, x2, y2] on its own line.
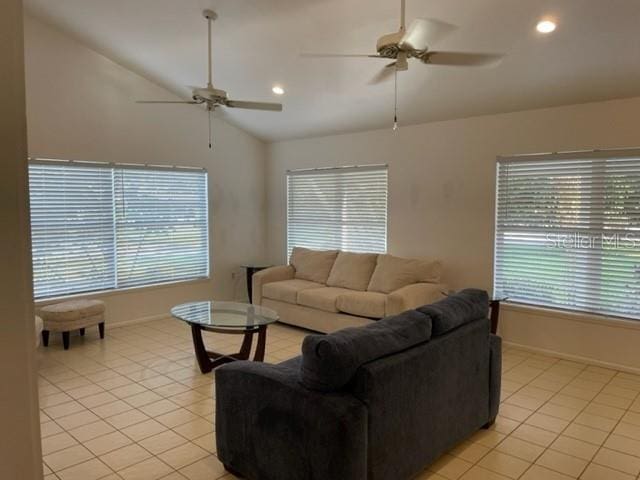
[251, 265, 295, 304]
[385, 282, 448, 315]
[215, 361, 367, 480]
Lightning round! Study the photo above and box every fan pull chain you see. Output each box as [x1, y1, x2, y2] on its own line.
[208, 107, 213, 149]
[393, 68, 399, 131]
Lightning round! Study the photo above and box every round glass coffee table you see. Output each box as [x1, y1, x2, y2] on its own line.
[171, 301, 279, 373]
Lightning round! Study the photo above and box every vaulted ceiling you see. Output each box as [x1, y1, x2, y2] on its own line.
[25, 0, 640, 141]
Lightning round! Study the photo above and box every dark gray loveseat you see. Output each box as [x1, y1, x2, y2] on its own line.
[215, 289, 502, 480]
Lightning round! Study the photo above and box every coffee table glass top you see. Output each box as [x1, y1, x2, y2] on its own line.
[171, 301, 278, 329]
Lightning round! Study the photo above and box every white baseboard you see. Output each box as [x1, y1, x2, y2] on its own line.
[504, 340, 640, 376]
[107, 313, 171, 329]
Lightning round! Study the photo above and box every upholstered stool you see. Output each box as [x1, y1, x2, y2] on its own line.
[39, 299, 106, 350]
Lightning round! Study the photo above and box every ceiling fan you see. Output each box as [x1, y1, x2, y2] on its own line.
[137, 9, 283, 148]
[302, 0, 504, 129]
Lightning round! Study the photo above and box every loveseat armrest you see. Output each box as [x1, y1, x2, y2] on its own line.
[215, 361, 368, 480]
[385, 282, 448, 315]
[251, 265, 295, 304]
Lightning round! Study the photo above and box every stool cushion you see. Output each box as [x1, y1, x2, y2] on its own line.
[39, 299, 106, 323]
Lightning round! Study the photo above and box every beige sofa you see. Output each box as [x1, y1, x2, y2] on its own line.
[252, 247, 447, 333]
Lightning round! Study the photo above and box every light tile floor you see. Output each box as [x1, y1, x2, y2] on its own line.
[37, 319, 640, 480]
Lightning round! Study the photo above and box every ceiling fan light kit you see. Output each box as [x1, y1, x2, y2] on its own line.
[136, 9, 283, 148]
[302, 0, 505, 130]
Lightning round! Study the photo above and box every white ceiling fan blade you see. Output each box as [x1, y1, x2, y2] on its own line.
[300, 53, 384, 58]
[423, 51, 504, 67]
[226, 100, 283, 112]
[369, 62, 397, 85]
[399, 18, 457, 50]
[136, 100, 200, 104]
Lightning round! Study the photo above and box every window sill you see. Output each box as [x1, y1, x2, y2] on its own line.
[502, 302, 640, 332]
[35, 277, 211, 306]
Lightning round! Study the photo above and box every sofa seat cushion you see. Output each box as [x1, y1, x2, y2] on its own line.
[326, 252, 378, 291]
[300, 310, 433, 392]
[336, 291, 387, 319]
[368, 254, 443, 294]
[297, 287, 353, 313]
[417, 288, 489, 336]
[290, 247, 339, 284]
[262, 279, 323, 305]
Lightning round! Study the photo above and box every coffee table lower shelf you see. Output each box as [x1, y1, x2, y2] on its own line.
[190, 323, 267, 374]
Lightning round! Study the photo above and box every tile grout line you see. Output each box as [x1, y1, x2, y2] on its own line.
[523, 366, 620, 479]
[39, 320, 292, 479]
[438, 350, 566, 478]
[580, 381, 640, 478]
[41, 323, 640, 480]
[493, 356, 591, 479]
[463, 353, 640, 479]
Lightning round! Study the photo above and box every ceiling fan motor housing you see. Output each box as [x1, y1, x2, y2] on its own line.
[376, 31, 404, 58]
[376, 31, 427, 61]
[192, 87, 228, 105]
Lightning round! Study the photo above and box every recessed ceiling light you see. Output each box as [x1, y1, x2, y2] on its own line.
[272, 86, 285, 95]
[536, 20, 556, 34]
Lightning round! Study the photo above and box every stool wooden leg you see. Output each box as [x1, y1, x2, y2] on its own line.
[42, 330, 49, 347]
[98, 322, 105, 339]
[62, 331, 70, 350]
[79, 328, 85, 336]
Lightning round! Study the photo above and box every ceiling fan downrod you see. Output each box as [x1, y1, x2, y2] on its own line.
[203, 9, 217, 89]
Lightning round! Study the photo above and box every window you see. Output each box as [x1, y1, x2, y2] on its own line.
[29, 160, 209, 298]
[494, 150, 640, 320]
[287, 165, 388, 257]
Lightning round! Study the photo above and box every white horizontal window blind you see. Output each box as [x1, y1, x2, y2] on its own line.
[287, 165, 388, 258]
[29, 164, 116, 298]
[494, 150, 640, 320]
[29, 161, 209, 299]
[114, 168, 209, 288]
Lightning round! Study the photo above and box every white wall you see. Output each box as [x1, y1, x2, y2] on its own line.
[266, 96, 640, 371]
[24, 15, 268, 326]
[0, 1, 43, 478]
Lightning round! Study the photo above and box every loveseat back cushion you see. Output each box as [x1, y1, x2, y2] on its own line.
[417, 288, 489, 336]
[326, 251, 379, 291]
[367, 254, 443, 294]
[336, 291, 387, 319]
[290, 247, 339, 284]
[300, 310, 432, 392]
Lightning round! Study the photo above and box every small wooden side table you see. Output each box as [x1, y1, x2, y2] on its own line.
[242, 265, 272, 303]
[489, 298, 508, 334]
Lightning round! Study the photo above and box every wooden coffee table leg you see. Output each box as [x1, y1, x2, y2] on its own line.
[190, 323, 270, 373]
[253, 325, 267, 362]
[191, 324, 213, 374]
[235, 330, 253, 360]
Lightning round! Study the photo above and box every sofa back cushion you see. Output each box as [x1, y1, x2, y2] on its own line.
[417, 288, 489, 336]
[290, 247, 339, 284]
[300, 310, 432, 392]
[367, 254, 442, 294]
[326, 251, 378, 291]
